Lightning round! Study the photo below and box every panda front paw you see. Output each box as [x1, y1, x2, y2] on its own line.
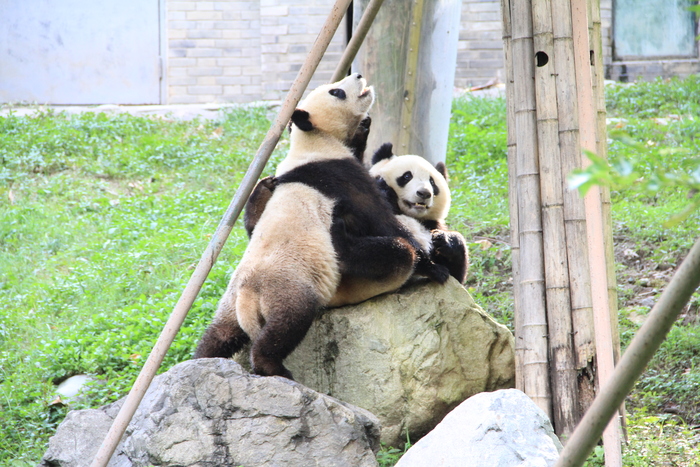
[425, 262, 451, 284]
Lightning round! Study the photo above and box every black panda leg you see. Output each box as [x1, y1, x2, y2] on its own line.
[250, 292, 319, 380]
[193, 320, 251, 359]
[338, 235, 417, 280]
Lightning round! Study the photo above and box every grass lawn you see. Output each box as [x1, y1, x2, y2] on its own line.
[1, 76, 700, 465]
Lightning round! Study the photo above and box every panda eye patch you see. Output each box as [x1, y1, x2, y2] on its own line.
[430, 177, 440, 196]
[397, 171, 413, 187]
[329, 88, 346, 99]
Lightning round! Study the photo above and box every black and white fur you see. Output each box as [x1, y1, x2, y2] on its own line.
[370, 143, 469, 283]
[194, 74, 448, 379]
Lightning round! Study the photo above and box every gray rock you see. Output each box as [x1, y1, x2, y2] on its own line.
[395, 389, 563, 467]
[284, 278, 515, 446]
[41, 359, 380, 467]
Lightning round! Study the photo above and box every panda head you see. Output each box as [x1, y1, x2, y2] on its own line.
[369, 143, 451, 222]
[290, 73, 375, 145]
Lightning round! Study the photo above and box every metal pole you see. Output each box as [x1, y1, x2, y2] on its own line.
[555, 236, 700, 467]
[331, 0, 386, 82]
[89, 1, 353, 464]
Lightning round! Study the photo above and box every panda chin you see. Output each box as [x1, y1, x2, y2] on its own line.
[403, 200, 430, 216]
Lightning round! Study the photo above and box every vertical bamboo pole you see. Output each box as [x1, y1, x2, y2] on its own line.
[550, 0, 596, 418]
[588, 0, 626, 440]
[500, 0, 524, 393]
[532, 0, 579, 437]
[511, 0, 552, 417]
[571, 0, 622, 465]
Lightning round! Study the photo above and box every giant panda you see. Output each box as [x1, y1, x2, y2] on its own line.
[369, 143, 469, 284]
[194, 74, 448, 379]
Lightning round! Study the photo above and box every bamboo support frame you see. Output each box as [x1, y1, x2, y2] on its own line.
[571, 0, 622, 464]
[532, 0, 579, 437]
[510, 0, 552, 418]
[500, 0, 524, 392]
[89, 1, 363, 464]
[555, 237, 700, 467]
[331, 0, 386, 82]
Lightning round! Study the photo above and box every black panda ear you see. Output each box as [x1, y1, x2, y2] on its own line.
[435, 161, 448, 181]
[371, 142, 394, 165]
[291, 109, 314, 132]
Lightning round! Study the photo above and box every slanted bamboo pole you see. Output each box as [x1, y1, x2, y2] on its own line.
[332, 0, 386, 82]
[555, 237, 700, 467]
[532, 0, 578, 437]
[89, 1, 356, 465]
[501, 0, 524, 392]
[571, 0, 622, 464]
[511, 0, 551, 417]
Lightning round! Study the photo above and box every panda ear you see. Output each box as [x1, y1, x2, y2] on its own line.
[291, 109, 314, 132]
[435, 161, 448, 181]
[371, 142, 394, 165]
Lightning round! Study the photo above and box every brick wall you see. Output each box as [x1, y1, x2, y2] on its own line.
[166, 0, 344, 104]
[455, 0, 504, 89]
[164, 0, 697, 104]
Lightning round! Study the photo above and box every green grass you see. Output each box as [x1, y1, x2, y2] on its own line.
[2, 76, 700, 465]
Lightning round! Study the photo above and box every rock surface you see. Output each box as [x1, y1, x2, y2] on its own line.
[41, 359, 381, 467]
[285, 278, 515, 446]
[395, 389, 563, 467]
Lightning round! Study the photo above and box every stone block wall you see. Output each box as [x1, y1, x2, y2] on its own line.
[166, 0, 344, 104]
[455, 0, 504, 89]
[164, 0, 698, 104]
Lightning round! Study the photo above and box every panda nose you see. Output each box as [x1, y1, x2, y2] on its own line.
[416, 189, 431, 200]
[356, 74, 363, 79]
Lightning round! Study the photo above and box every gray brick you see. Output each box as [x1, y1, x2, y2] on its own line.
[188, 48, 224, 58]
[260, 6, 289, 16]
[170, 49, 187, 58]
[170, 2, 197, 11]
[170, 40, 196, 48]
[169, 95, 204, 104]
[186, 11, 223, 21]
[188, 67, 224, 76]
[216, 76, 252, 85]
[196, 1, 215, 11]
[189, 85, 223, 95]
[187, 29, 223, 39]
[169, 57, 198, 67]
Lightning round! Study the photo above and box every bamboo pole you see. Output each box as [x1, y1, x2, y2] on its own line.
[571, 0, 622, 465]
[397, 0, 426, 153]
[511, 0, 551, 418]
[89, 1, 356, 465]
[331, 0, 386, 82]
[500, 0, 524, 393]
[532, 0, 579, 437]
[550, 1, 596, 413]
[588, 0, 626, 441]
[555, 237, 700, 467]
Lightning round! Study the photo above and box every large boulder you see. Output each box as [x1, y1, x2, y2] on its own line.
[395, 389, 563, 467]
[40, 359, 381, 467]
[285, 278, 515, 446]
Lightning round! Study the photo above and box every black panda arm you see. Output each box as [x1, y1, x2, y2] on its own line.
[376, 178, 401, 215]
[371, 142, 394, 165]
[346, 116, 372, 163]
[243, 176, 278, 237]
[431, 229, 469, 283]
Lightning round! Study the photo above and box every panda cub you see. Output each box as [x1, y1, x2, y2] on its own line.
[194, 74, 448, 379]
[370, 143, 469, 283]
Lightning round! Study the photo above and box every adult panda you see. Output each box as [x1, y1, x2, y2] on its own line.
[194, 74, 448, 379]
[369, 143, 469, 284]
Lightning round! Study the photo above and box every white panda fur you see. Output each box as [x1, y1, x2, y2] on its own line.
[369, 143, 469, 283]
[194, 74, 446, 379]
